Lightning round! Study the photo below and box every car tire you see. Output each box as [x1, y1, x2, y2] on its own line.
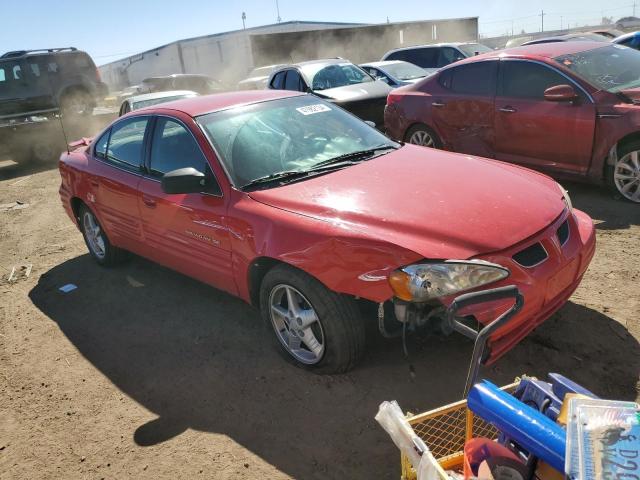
[60, 89, 94, 117]
[609, 140, 640, 203]
[260, 264, 366, 374]
[405, 124, 442, 149]
[78, 204, 127, 266]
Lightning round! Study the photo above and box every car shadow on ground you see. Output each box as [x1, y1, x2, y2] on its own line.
[0, 159, 58, 181]
[29, 254, 640, 479]
[566, 181, 640, 230]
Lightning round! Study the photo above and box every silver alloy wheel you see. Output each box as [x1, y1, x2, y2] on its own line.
[614, 150, 640, 203]
[82, 210, 106, 259]
[408, 129, 435, 148]
[268, 284, 325, 365]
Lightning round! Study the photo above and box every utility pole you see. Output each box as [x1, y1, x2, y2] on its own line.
[540, 9, 545, 32]
[275, 0, 281, 23]
[634, 1, 637, 16]
[242, 11, 246, 29]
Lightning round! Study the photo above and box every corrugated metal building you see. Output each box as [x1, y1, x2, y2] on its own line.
[99, 17, 478, 90]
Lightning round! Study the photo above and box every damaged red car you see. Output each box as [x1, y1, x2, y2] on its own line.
[59, 90, 595, 373]
[384, 42, 640, 203]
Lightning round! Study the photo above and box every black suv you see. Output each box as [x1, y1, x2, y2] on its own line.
[0, 47, 107, 118]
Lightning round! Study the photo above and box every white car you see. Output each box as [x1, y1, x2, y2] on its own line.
[237, 65, 287, 90]
[118, 90, 198, 116]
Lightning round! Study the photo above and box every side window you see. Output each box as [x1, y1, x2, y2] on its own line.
[12, 64, 23, 80]
[408, 48, 439, 69]
[105, 117, 149, 170]
[29, 63, 41, 77]
[149, 119, 203, 172]
[448, 62, 497, 95]
[284, 70, 302, 91]
[94, 130, 110, 159]
[500, 61, 577, 100]
[0, 67, 5, 82]
[271, 72, 285, 89]
[438, 47, 465, 67]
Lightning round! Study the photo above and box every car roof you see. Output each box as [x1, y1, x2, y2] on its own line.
[127, 90, 198, 103]
[451, 41, 610, 65]
[614, 30, 640, 42]
[136, 90, 304, 117]
[384, 42, 481, 54]
[360, 60, 407, 68]
[288, 58, 350, 67]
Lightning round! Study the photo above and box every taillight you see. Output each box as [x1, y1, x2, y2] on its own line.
[386, 92, 402, 106]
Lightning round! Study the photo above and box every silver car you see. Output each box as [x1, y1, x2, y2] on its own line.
[360, 60, 433, 87]
[118, 90, 198, 116]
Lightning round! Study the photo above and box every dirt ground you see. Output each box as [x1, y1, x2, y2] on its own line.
[0, 156, 638, 479]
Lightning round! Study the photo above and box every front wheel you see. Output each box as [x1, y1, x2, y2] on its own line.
[405, 124, 441, 148]
[610, 140, 640, 203]
[60, 89, 93, 117]
[260, 265, 365, 374]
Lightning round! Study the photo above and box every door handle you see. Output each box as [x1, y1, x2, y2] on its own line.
[432, 101, 445, 107]
[142, 196, 156, 208]
[499, 106, 517, 113]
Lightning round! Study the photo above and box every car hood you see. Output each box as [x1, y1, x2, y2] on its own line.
[248, 145, 565, 260]
[314, 80, 392, 102]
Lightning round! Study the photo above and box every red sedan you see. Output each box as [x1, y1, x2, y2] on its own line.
[384, 41, 640, 203]
[59, 90, 595, 373]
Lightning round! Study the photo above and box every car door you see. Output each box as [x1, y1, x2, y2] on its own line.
[429, 60, 497, 157]
[90, 116, 151, 252]
[493, 59, 596, 175]
[137, 115, 235, 294]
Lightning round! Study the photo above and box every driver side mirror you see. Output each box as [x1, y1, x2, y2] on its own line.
[544, 84, 578, 102]
[161, 167, 206, 194]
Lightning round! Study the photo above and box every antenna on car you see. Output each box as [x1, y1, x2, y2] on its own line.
[44, 63, 70, 154]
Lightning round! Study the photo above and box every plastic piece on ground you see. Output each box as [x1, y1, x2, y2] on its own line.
[463, 437, 521, 479]
[467, 380, 566, 472]
[59, 283, 77, 293]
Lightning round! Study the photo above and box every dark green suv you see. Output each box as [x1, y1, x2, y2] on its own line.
[0, 47, 107, 119]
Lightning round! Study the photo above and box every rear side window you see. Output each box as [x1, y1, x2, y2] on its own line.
[149, 118, 206, 176]
[500, 61, 575, 100]
[389, 48, 439, 69]
[0, 67, 5, 82]
[271, 72, 285, 89]
[441, 61, 497, 95]
[105, 117, 149, 170]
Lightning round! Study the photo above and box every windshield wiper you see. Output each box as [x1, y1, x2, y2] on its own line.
[241, 170, 310, 190]
[307, 145, 398, 172]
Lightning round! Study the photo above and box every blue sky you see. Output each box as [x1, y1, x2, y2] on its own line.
[2, 0, 636, 64]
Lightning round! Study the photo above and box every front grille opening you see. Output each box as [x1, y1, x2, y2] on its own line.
[513, 242, 548, 267]
[557, 220, 570, 246]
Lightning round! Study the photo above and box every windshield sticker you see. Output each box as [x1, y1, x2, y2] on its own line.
[296, 104, 332, 115]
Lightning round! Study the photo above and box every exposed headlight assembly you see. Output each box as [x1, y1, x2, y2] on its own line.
[389, 260, 510, 302]
[558, 183, 573, 212]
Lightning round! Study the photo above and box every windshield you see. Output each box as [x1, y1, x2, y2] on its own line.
[197, 95, 397, 188]
[132, 94, 195, 110]
[303, 63, 374, 91]
[383, 62, 427, 80]
[555, 44, 640, 93]
[457, 43, 493, 57]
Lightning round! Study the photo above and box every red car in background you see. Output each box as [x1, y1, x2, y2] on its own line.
[384, 42, 640, 203]
[59, 91, 595, 373]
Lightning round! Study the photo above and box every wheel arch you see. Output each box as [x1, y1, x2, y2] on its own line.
[604, 131, 640, 178]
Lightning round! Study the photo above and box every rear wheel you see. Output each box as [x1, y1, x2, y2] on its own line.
[79, 204, 127, 266]
[260, 265, 365, 374]
[610, 140, 640, 203]
[405, 124, 441, 148]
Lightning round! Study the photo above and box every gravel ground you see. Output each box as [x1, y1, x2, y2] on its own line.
[0, 159, 638, 479]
